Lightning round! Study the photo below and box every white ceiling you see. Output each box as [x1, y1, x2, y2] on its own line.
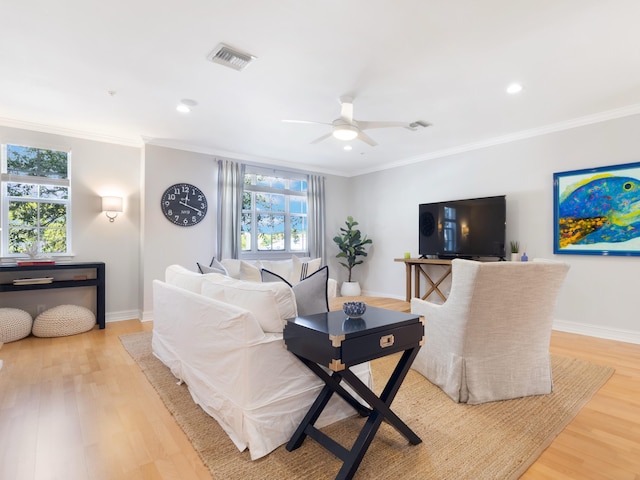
[1, 0, 640, 176]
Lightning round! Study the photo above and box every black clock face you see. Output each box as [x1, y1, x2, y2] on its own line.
[161, 183, 208, 227]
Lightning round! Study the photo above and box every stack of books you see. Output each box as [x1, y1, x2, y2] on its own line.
[13, 277, 54, 285]
[15, 260, 56, 266]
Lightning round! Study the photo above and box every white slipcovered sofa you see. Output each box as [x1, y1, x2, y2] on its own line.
[152, 265, 372, 459]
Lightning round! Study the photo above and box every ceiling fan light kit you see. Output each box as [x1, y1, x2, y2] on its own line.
[333, 125, 359, 141]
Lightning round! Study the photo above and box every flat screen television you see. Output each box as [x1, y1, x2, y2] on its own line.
[419, 195, 506, 260]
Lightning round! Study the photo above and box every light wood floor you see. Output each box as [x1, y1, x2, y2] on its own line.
[0, 299, 638, 480]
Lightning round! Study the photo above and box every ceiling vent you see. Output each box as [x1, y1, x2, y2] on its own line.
[207, 43, 256, 71]
[409, 120, 431, 129]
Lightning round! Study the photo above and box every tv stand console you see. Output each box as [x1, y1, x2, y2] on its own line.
[394, 258, 452, 303]
[0, 262, 106, 329]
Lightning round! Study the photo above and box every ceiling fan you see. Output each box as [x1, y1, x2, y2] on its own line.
[283, 95, 429, 146]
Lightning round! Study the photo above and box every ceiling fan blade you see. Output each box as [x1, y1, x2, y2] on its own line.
[310, 132, 333, 144]
[339, 95, 354, 123]
[358, 120, 414, 131]
[282, 119, 331, 126]
[357, 131, 378, 147]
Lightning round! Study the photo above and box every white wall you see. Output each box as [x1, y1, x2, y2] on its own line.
[141, 144, 218, 318]
[349, 114, 640, 343]
[0, 126, 141, 321]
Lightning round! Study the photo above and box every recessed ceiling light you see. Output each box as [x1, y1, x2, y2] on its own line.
[344, 145, 353, 151]
[506, 83, 523, 94]
[177, 99, 198, 113]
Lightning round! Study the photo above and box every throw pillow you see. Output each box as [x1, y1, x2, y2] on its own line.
[262, 266, 329, 316]
[292, 256, 322, 283]
[219, 259, 262, 282]
[197, 257, 228, 276]
[259, 259, 294, 283]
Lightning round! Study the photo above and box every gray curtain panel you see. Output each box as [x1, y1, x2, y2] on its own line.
[216, 159, 246, 260]
[307, 174, 326, 262]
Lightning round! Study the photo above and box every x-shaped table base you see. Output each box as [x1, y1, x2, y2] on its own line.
[286, 347, 422, 480]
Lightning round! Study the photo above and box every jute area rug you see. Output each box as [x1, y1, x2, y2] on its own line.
[120, 332, 613, 480]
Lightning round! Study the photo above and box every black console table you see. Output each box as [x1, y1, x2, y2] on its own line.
[0, 262, 106, 329]
[284, 306, 424, 480]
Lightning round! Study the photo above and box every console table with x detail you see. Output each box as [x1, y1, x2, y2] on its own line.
[395, 257, 452, 302]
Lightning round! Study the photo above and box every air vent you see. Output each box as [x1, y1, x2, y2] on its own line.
[207, 43, 256, 71]
[409, 120, 431, 129]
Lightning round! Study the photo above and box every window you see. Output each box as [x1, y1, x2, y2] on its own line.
[241, 168, 308, 254]
[1, 144, 71, 256]
[443, 206, 457, 253]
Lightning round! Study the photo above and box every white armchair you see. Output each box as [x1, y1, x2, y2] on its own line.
[410, 258, 570, 404]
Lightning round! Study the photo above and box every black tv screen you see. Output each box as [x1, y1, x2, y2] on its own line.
[419, 195, 506, 259]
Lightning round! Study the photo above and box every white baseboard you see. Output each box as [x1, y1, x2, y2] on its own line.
[553, 319, 640, 345]
[105, 309, 141, 323]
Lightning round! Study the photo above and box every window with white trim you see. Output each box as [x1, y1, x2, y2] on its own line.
[241, 168, 308, 254]
[1, 143, 71, 257]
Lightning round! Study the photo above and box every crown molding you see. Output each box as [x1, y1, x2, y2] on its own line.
[353, 103, 640, 177]
[0, 117, 143, 148]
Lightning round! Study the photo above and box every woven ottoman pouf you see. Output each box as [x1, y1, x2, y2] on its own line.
[32, 305, 96, 338]
[0, 308, 33, 343]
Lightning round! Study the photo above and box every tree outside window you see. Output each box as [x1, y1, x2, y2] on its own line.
[241, 171, 308, 254]
[1, 144, 71, 256]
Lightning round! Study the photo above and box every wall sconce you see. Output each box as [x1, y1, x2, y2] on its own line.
[461, 225, 470, 237]
[102, 196, 123, 222]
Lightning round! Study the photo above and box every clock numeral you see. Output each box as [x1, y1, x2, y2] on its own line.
[167, 209, 173, 216]
[183, 218, 189, 225]
[192, 216, 197, 223]
[174, 215, 180, 222]
[167, 194, 176, 200]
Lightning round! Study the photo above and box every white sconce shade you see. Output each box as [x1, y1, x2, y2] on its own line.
[102, 196, 123, 222]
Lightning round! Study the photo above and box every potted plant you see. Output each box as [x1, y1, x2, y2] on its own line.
[333, 216, 373, 296]
[510, 241, 520, 262]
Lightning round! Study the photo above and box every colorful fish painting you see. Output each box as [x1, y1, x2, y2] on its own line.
[557, 173, 640, 248]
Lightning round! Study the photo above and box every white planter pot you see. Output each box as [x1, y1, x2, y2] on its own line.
[511, 253, 520, 262]
[340, 281, 361, 297]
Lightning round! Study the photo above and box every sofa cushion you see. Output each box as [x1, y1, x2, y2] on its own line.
[201, 275, 296, 333]
[197, 258, 229, 276]
[262, 266, 329, 316]
[166, 264, 207, 293]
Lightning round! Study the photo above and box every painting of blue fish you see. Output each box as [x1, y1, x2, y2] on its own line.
[554, 162, 640, 256]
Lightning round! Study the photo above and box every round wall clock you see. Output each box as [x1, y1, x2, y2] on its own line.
[160, 183, 208, 227]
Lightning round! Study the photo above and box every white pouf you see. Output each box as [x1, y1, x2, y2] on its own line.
[32, 305, 96, 338]
[0, 308, 33, 343]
